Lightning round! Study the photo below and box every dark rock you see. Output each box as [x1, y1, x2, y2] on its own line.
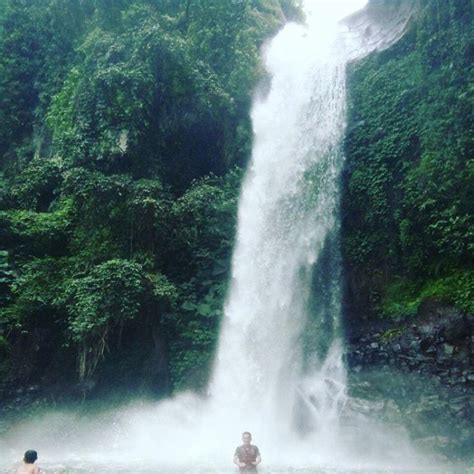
[448, 376, 465, 386]
[443, 343, 455, 356]
[445, 317, 471, 343]
[410, 340, 421, 351]
[345, 303, 474, 428]
[436, 345, 454, 366]
[418, 324, 433, 336]
[425, 345, 437, 355]
[400, 337, 412, 351]
[417, 299, 463, 321]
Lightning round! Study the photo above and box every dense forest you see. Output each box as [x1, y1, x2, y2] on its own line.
[0, 0, 300, 398]
[0, 0, 472, 403]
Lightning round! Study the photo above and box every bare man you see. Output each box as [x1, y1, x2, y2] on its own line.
[17, 450, 40, 474]
[233, 431, 261, 472]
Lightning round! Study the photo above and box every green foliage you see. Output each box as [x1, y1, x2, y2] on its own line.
[0, 1, 44, 155]
[164, 169, 241, 389]
[5, 256, 69, 319]
[342, 0, 473, 318]
[66, 259, 147, 342]
[166, 281, 226, 391]
[59, 168, 172, 266]
[381, 271, 474, 319]
[380, 327, 403, 343]
[380, 280, 422, 319]
[0, 0, 85, 159]
[6, 157, 63, 211]
[66, 259, 143, 381]
[44, 0, 288, 186]
[0, 333, 10, 380]
[149, 272, 178, 301]
[0, 249, 15, 308]
[47, 25, 158, 166]
[169, 169, 240, 278]
[0, 334, 8, 352]
[0, 199, 73, 256]
[0, 0, 293, 392]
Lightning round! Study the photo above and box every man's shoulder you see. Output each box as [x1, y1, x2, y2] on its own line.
[16, 463, 41, 474]
[16, 465, 38, 474]
[235, 443, 259, 451]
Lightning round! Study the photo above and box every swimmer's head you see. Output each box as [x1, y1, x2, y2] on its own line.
[24, 450, 38, 464]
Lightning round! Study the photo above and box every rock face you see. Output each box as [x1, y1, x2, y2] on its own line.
[346, 301, 474, 423]
[343, 0, 418, 57]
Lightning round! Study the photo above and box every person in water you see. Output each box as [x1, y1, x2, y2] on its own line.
[17, 450, 40, 474]
[233, 431, 261, 472]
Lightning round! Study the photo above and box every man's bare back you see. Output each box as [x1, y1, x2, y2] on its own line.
[16, 462, 39, 474]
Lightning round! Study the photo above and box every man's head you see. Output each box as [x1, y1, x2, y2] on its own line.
[242, 431, 252, 445]
[23, 450, 38, 464]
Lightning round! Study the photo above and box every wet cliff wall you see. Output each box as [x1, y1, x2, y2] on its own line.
[342, 0, 472, 323]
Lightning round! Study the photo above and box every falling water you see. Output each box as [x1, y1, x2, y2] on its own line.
[208, 0, 361, 446]
[1, 1, 444, 472]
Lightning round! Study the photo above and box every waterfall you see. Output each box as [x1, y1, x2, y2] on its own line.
[209, 0, 365, 448]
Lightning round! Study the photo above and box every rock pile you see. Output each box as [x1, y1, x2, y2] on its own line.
[346, 300, 473, 422]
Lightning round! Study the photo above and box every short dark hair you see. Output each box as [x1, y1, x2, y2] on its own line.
[242, 431, 252, 437]
[24, 450, 38, 464]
